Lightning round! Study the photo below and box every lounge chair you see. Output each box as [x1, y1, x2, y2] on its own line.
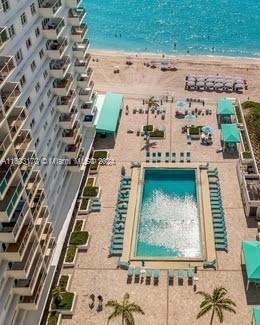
[121, 176, 131, 180]
[157, 152, 162, 162]
[90, 206, 100, 212]
[199, 163, 209, 170]
[165, 152, 170, 163]
[186, 152, 191, 162]
[112, 234, 125, 240]
[145, 269, 152, 285]
[168, 269, 174, 285]
[214, 232, 227, 239]
[153, 270, 160, 285]
[188, 268, 194, 284]
[146, 152, 151, 163]
[215, 243, 228, 251]
[171, 152, 176, 163]
[203, 259, 216, 269]
[109, 248, 122, 256]
[127, 267, 134, 277]
[180, 152, 185, 162]
[134, 267, 141, 282]
[187, 135, 191, 145]
[152, 152, 157, 163]
[136, 128, 140, 136]
[131, 161, 141, 168]
[117, 260, 129, 269]
[178, 269, 185, 284]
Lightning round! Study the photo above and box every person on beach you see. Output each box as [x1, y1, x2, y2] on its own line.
[89, 294, 95, 309]
[97, 295, 103, 312]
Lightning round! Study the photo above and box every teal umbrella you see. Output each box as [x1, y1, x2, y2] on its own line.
[202, 126, 213, 134]
[184, 113, 196, 121]
[176, 100, 186, 110]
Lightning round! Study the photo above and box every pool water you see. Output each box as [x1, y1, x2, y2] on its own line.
[135, 168, 202, 258]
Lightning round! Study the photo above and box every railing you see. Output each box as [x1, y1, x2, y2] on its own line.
[43, 19, 64, 35]
[0, 133, 12, 158]
[0, 57, 15, 85]
[5, 181, 23, 218]
[0, 163, 18, 195]
[17, 222, 34, 257]
[49, 56, 70, 71]
[28, 255, 43, 290]
[20, 271, 46, 305]
[26, 173, 41, 203]
[31, 191, 45, 221]
[68, 7, 86, 19]
[56, 90, 75, 106]
[1, 84, 21, 113]
[0, 27, 8, 48]
[53, 74, 73, 88]
[12, 203, 29, 238]
[75, 54, 91, 67]
[71, 23, 87, 36]
[39, 0, 61, 14]
[15, 131, 31, 159]
[24, 238, 38, 273]
[46, 38, 68, 54]
[59, 108, 78, 122]
[8, 107, 26, 138]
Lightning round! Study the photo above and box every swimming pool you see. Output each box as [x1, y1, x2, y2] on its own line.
[135, 168, 203, 258]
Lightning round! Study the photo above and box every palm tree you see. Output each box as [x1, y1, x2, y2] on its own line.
[196, 287, 236, 324]
[52, 286, 62, 306]
[106, 293, 144, 325]
[144, 96, 158, 148]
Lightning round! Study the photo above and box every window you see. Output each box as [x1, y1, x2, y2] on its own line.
[20, 12, 27, 26]
[34, 138, 39, 147]
[39, 102, 44, 112]
[25, 97, 31, 109]
[30, 3, 36, 15]
[30, 118, 35, 128]
[39, 48, 44, 59]
[20, 75, 26, 88]
[8, 25, 15, 38]
[54, 124, 58, 131]
[43, 70, 48, 79]
[15, 49, 23, 65]
[43, 121, 48, 130]
[35, 27, 40, 38]
[30, 60, 36, 72]
[43, 173, 47, 182]
[47, 139, 51, 146]
[35, 82, 40, 93]
[26, 37, 32, 49]
[2, 0, 10, 12]
[47, 89, 51, 98]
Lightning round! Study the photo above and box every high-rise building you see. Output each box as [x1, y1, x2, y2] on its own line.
[0, 0, 96, 323]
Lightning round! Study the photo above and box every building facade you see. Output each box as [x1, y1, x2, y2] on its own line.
[0, 0, 96, 323]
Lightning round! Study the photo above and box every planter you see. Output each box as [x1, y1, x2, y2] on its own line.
[58, 274, 72, 292]
[93, 150, 108, 160]
[240, 151, 253, 165]
[69, 231, 90, 250]
[188, 126, 201, 140]
[50, 292, 77, 316]
[47, 312, 62, 325]
[78, 198, 90, 215]
[89, 162, 100, 175]
[73, 219, 85, 232]
[83, 186, 101, 199]
[63, 246, 78, 268]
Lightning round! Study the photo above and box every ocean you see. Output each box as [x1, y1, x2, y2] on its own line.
[84, 0, 260, 57]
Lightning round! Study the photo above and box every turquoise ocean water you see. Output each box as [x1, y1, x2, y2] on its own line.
[84, 0, 260, 57]
[135, 169, 202, 258]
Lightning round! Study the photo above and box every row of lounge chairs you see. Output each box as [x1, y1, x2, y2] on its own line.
[168, 268, 195, 285]
[109, 176, 131, 257]
[208, 168, 228, 252]
[145, 151, 191, 163]
[133, 107, 166, 115]
[89, 198, 101, 212]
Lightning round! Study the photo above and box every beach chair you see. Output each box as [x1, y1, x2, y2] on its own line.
[90, 206, 100, 212]
[187, 135, 191, 145]
[153, 270, 160, 285]
[168, 269, 174, 285]
[157, 152, 162, 162]
[203, 259, 216, 269]
[215, 243, 228, 251]
[146, 151, 151, 163]
[109, 248, 122, 257]
[165, 152, 170, 163]
[112, 234, 125, 240]
[188, 268, 194, 284]
[171, 152, 176, 163]
[117, 260, 129, 270]
[121, 176, 131, 180]
[178, 269, 185, 284]
[152, 152, 157, 163]
[112, 238, 124, 245]
[186, 152, 191, 162]
[214, 232, 227, 239]
[136, 128, 140, 136]
[131, 161, 141, 168]
[180, 152, 185, 162]
[134, 267, 141, 282]
[127, 267, 134, 281]
[145, 269, 152, 285]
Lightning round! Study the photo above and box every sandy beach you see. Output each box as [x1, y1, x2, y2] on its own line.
[90, 50, 260, 102]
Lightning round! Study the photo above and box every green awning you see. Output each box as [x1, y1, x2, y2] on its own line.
[254, 307, 260, 325]
[217, 99, 234, 115]
[242, 241, 260, 282]
[221, 123, 240, 143]
[96, 92, 123, 134]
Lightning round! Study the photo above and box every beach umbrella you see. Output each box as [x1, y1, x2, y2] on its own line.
[188, 76, 196, 81]
[234, 84, 244, 89]
[202, 125, 213, 134]
[197, 77, 205, 82]
[187, 80, 195, 86]
[176, 100, 186, 110]
[196, 81, 205, 87]
[205, 81, 214, 87]
[215, 82, 223, 88]
[184, 113, 196, 122]
[224, 82, 233, 88]
[206, 75, 215, 79]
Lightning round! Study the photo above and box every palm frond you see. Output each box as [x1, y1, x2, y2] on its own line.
[106, 300, 119, 307]
[219, 298, 237, 307]
[124, 310, 135, 325]
[196, 291, 211, 300]
[219, 304, 237, 314]
[127, 303, 145, 314]
[123, 293, 130, 305]
[200, 299, 212, 309]
[215, 305, 224, 323]
[196, 305, 212, 319]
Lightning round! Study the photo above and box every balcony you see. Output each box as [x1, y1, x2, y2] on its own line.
[62, 125, 79, 144]
[14, 130, 32, 159]
[68, 7, 86, 25]
[18, 270, 47, 310]
[6, 236, 39, 279]
[31, 189, 45, 221]
[72, 39, 90, 59]
[56, 90, 76, 113]
[35, 206, 48, 238]
[65, 0, 81, 8]
[74, 53, 91, 73]
[49, 56, 71, 79]
[0, 82, 21, 114]
[52, 73, 73, 96]
[0, 56, 15, 86]
[79, 80, 94, 101]
[44, 237, 55, 267]
[0, 132, 12, 162]
[0, 201, 30, 243]
[71, 23, 87, 42]
[7, 106, 26, 140]
[39, 0, 62, 18]
[40, 222, 53, 253]
[46, 38, 68, 59]
[42, 18, 65, 40]
[13, 253, 43, 295]
[66, 149, 84, 172]
[0, 27, 8, 50]
[26, 171, 41, 205]
[0, 221, 34, 261]
[58, 107, 78, 129]
[64, 135, 82, 159]
[0, 161, 19, 197]
[77, 68, 93, 88]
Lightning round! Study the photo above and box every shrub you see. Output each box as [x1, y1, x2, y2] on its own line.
[83, 186, 99, 197]
[242, 151, 252, 159]
[74, 220, 83, 232]
[47, 312, 59, 325]
[93, 150, 108, 159]
[150, 129, 164, 138]
[86, 178, 94, 187]
[65, 246, 77, 263]
[235, 106, 243, 123]
[51, 292, 75, 310]
[90, 159, 99, 171]
[143, 125, 153, 132]
[69, 231, 89, 245]
[121, 166, 126, 176]
[80, 198, 89, 210]
[59, 275, 69, 292]
[241, 130, 250, 152]
[189, 126, 201, 135]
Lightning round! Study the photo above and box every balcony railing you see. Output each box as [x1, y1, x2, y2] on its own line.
[59, 107, 78, 122]
[68, 7, 86, 24]
[39, 0, 62, 15]
[71, 23, 87, 38]
[31, 190, 45, 221]
[0, 56, 15, 85]
[53, 73, 73, 89]
[56, 90, 75, 106]
[42, 18, 65, 38]
[46, 38, 68, 57]
[14, 130, 32, 159]
[0, 133, 12, 160]
[0, 162, 19, 195]
[26, 171, 41, 204]
[0, 82, 21, 113]
[0, 27, 8, 49]
[7, 106, 26, 139]
[49, 56, 70, 72]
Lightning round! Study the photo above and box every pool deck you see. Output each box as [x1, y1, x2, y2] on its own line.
[121, 163, 216, 269]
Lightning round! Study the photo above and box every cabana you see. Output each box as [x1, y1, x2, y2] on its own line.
[96, 92, 123, 138]
[221, 123, 240, 152]
[253, 307, 260, 325]
[241, 241, 260, 290]
[217, 99, 235, 125]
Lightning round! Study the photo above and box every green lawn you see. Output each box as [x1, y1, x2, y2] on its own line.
[150, 129, 164, 138]
[59, 275, 69, 292]
[93, 150, 108, 159]
[65, 246, 77, 263]
[47, 312, 59, 325]
[80, 198, 89, 210]
[143, 124, 153, 132]
[69, 231, 89, 246]
[74, 219, 83, 232]
[83, 186, 99, 197]
[51, 292, 75, 310]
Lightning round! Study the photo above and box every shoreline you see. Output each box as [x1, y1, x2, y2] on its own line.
[90, 48, 260, 66]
